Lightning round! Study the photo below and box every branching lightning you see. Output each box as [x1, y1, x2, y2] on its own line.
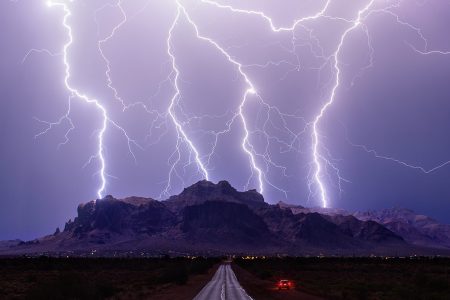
[348, 139, 450, 174]
[22, 48, 62, 64]
[42, 0, 107, 199]
[164, 6, 210, 195]
[39, 0, 142, 199]
[200, 0, 450, 208]
[200, 0, 332, 33]
[345, 1, 450, 178]
[28, 0, 450, 206]
[311, 1, 376, 208]
[168, 2, 264, 194]
[196, 0, 336, 202]
[199, 0, 376, 208]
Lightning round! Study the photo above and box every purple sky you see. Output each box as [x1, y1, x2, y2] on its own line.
[1, 0, 450, 240]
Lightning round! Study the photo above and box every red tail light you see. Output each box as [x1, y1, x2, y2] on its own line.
[278, 280, 292, 288]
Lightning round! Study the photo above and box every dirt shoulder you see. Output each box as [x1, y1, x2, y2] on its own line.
[232, 263, 322, 300]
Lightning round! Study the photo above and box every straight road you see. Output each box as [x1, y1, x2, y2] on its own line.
[193, 264, 253, 300]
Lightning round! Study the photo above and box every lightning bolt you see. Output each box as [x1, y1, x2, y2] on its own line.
[164, 9, 210, 194]
[311, 1, 376, 208]
[167, 2, 263, 195]
[310, 0, 450, 207]
[40, 0, 142, 199]
[41, 0, 107, 199]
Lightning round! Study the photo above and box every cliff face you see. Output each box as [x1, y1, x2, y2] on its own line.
[65, 196, 177, 237]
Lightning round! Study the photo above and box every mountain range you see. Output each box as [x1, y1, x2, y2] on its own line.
[280, 203, 450, 250]
[1, 180, 449, 256]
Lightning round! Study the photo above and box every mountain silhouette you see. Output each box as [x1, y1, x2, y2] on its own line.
[2, 180, 449, 256]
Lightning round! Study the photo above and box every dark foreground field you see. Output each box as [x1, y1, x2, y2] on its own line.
[235, 257, 450, 300]
[0, 256, 219, 299]
[1, 256, 449, 299]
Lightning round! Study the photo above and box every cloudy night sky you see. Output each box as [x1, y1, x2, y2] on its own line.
[1, 0, 450, 240]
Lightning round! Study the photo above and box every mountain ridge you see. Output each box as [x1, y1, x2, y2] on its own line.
[280, 203, 450, 249]
[1, 180, 449, 256]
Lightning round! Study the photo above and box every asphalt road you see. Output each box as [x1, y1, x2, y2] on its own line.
[193, 264, 253, 300]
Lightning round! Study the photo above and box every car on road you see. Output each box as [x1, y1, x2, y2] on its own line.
[277, 279, 292, 290]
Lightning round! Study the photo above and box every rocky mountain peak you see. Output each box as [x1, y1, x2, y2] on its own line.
[165, 180, 266, 211]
